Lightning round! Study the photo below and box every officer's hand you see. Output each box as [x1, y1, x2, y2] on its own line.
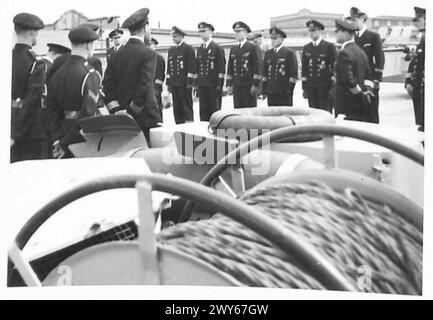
[331, 76, 337, 86]
[52, 141, 66, 159]
[360, 91, 374, 106]
[115, 110, 129, 116]
[405, 84, 414, 96]
[129, 101, 143, 114]
[302, 90, 308, 99]
[374, 81, 380, 91]
[250, 85, 258, 97]
[259, 94, 267, 100]
[226, 86, 233, 95]
[10, 138, 15, 147]
[193, 88, 199, 99]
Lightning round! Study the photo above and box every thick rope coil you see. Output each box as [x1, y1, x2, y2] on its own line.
[158, 181, 422, 294]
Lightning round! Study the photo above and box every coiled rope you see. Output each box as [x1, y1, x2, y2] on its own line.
[158, 181, 422, 295]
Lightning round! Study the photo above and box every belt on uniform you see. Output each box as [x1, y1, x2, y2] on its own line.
[64, 110, 81, 120]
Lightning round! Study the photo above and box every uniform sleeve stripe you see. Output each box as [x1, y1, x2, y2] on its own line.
[289, 77, 297, 83]
[166, 74, 171, 79]
[301, 77, 307, 81]
[405, 73, 413, 78]
[187, 73, 197, 78]
[155, 79, 164, 85]
[107, 101, 121, 111]
[364, 80, 374, 88]
[349, 85, 362, 95]
[218, 73, 225, 78]
[374, 68, 383, 73]
[253, 74, 261, 80]
[226, 75, 232, 80]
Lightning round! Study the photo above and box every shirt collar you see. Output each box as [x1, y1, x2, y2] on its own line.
[203, 39, 212, 48]
[129, 36, 144, 43]
[238, 38, 247, 48]
[358, 26, 367, 37]
[114, 44, 122, 51]
[177, 40, 185, 47]
[43, 56, 53, 63]
[341, 39, 355, 50]
[313, 37, 323, 46]
[274, 43, 284, 52]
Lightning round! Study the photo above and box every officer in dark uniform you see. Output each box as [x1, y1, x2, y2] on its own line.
[333, 20, 374, 122]
[226, 21, 261, 108]
[262, 27, 298, 106]
[149, 37, 166, 118]
[301, 20, 337, 112]
[347, 7, 385, 123]
[106, 29, 124, 63]
[166, 26, 196, 123]
[44, 26, 102, 158]
[43, 43, 71, 75]
[11, 12, 48, 162]
[195, 22, 226, 121]
[103, 8, 162, 141]
[405, 7, 425, 132]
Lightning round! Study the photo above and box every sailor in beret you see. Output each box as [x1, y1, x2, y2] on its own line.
[262, 27, 298, 106]
[226, 21, 261, 108]
[103, 8, 161, 141]
[167, 26, 196, 123]
[11, 12, 48, 161]
[301, 20, 337, 112]
[149, 37, 166, 118]
[346, 7, 384, 123]
[405, 7, 425, 131]
[106, 29, 124, 62]
[74, 24, 103, 74]
[333, 19, 375, 122]
[45, 26, 104, 159]
[195, 21, 226, 120]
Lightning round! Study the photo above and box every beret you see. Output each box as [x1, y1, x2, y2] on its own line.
[198, 22, 215, 31]
[232, 21, 251, 33]
[335, 19, 359, 32]
[13, 12, 44, 30]
[171, 26, 186, 36]
[47, 43, 71, 54]
[68, 26, 99, 44]
[306, 19, 325, 31]
[349, 7, 367, 18]
[108, 29, 123, 38]
[122, 8, 149, 29]
[151, 37, 158, 45]
[269, 27, 286, 38]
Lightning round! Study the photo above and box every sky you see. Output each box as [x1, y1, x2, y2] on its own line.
[7, 0, 428, 32]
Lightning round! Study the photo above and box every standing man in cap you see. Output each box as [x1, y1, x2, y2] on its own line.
[43, 43, 71, 75]
[106, 29, 124, 63]
[262, 27, 298, 106]
[347, 7, 384, 123]
[44, 26, 103, 158]
[103, 8, 161, 141]
[194, 22, 226, 121]
[405, 7, 425, 132]
[301, 20, 337, 112]
[166, 26, 196, 124]
[226, 21, 261, 108]
[149, 37, 166, 118]
[333, 20, 375, 122]
[11, 12, 48, 162]
[79, 23, 103, 75]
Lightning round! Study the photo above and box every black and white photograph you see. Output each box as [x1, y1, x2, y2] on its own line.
[1, 0, 431, 302]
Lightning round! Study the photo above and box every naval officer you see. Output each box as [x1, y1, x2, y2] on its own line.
[106, 28, 124, 63]
[262, 27, 298, 106]
[301, 20, 337, 112]
[226, 21, 261, 108]
[149, 37, 166, 118]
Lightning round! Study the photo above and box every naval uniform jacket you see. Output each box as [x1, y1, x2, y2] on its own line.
[45, 55, 101, 148]
[195, 40, 226, 88]
[106, 45, 123, 63]
[226, 41, 261, 88]
[301, 39, 337, 89]
[334, 42, 374, 118]
[262, 46, 298, 95]
[102, 38, 161, 128]
[355, 29, 385, 82]
[166, 42, 196, 88]
[406, 33, 425, 90]
[154, 52, 166, 91]
[11, 43, 46, 143]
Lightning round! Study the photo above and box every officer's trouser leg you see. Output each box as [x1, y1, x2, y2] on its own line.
[370, 89, 380, 123]
[155, 89, 163, 120]
[181, 87, 194, 122]
[307, 88, 319, 109]
[267, 94, 290, 106]
[172, 87, 184, 124]
[199, 87, 219, 121]
[233, 85, 257, 109]
[10, 139, 49, 163]
[412, 86, 424, 131]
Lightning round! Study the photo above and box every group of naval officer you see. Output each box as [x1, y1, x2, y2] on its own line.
[11, 6, 426, 162]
